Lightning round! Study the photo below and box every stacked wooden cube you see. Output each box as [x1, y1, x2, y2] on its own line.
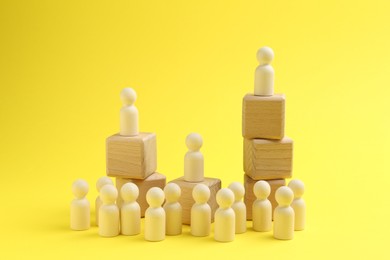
[242, 94, 293, 219]
[106, 132, 166, 217]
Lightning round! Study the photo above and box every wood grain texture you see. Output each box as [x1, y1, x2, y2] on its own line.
[242, 93, 285, 139]
[169, 177, 221, 225]
[243, 174, 285, 220]
[244, 137, 293, 180]
[116, 173, 166, 217]
[106, 132, 157, 179]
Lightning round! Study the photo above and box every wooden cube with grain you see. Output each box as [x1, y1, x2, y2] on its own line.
[242, 94, 285, 139]
[106, 132, 157, 179]
[244, 137, 293, 180]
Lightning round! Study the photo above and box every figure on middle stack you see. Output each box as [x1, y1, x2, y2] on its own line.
[242, 47, 294, 221]
[169, 133, 221, 225]
[106, 87, 166, 217]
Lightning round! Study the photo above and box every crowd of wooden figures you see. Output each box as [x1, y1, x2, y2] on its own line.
[70, 46, 306, 242]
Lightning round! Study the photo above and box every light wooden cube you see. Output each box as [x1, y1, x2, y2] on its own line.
[242, 94, 285, 139]
[116, 172, 166, 217]
[169, 177, 221, 225]
[106, 132, 157, 179]
[243, 174, 285, 220]
[244, 137, 293, 180]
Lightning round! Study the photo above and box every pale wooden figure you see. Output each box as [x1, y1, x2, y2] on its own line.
[191, 184, 211, 237]
[214, 188, 235, 242]
[145, 187, 165, 242]
[120, 183, 141, 236]
[228, 182, 246, 234]
[70, 179, 90, 230]
[120, 87, 138, 136]
[252, 180, 272, 232]
[95, 176, 113, 226]
[184, 133, 204, 182]
[243, 174, 285, 220]
[288, 179, 306, 231]
[273, 186, 294, 240]
[254, 46, 274, 96]
[163, 183, 182, 235]
[99, 185, 119, 237]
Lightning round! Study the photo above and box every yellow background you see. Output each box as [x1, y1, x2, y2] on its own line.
[0, 0, 389, 259]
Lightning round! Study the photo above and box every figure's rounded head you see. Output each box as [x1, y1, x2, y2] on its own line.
[275, 186, 294, 206]
[186, 133, 203, 151]
[288, 179, 305, 198]
[228, 182, 245, 201]
[256, 46, 274, 65]
[192, 184, 210, 203]
[96, 176, 113, 192]
[100, 185, 118, 204]
[164, 183, 181, 203]
[253, 180, 270, 199]
[72, 179, 89, 198]
[120, 183, 139, 202]
[146, 187, 165, 207]
[216, 188, 234, 209]
[120, 87, 137, 106]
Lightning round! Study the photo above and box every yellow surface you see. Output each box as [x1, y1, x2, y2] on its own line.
[0, 0, 389, 259]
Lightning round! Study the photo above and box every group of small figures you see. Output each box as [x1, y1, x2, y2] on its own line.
[70, 177, 305, 242]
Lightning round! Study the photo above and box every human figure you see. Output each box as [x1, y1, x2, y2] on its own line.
[95, 176, 113, 226]
[254, 46, 274, 96]
[228, 182, 246, 234]
[70, 179, 90, 230]
[288, 179, 306, 231]
[214, 188, 235, 242]
[120, 87, 138, 136]
[191, 184, 211, 236]
[184, 133, 204, 182]
[164, 183, 182, 235]
[273, 186, 294, 240]
[145, 187, 165, 241]
[120, 183, 141, 235]
[252, 180, 272, 232]
[99, 185, 119, 237]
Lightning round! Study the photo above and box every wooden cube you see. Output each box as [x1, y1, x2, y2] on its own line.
[243, 174, 285, 220]
[116, 172, 166, 217]
[169, 177, 221, 225]
[244, 137, 293, 180]
[242, 93, 285, 139]
[106, 132, 157, 179]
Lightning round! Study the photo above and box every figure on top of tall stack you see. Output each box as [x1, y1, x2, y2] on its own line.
[242, 47, 293, 221]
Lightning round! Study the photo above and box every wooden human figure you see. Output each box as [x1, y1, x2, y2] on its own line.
[184, 133, 204, 182]
[120, 183, 141, 236]
[252, 180, 272, 232]
[163, 183, 182, 236]
[214, 188, 235, 242]
[145, 187, 165, 241]
[254, 46, 274, 96]
[273, 186, 294, 240]
[70, 179, 90, 230]
[228, 182, 246, 234]
[99, 185, 119, 237]
[191, 184, 211, 237]
[95, 176, 113, 226]
[288, 179, 306, 231]
[120, 87, 139, 136]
